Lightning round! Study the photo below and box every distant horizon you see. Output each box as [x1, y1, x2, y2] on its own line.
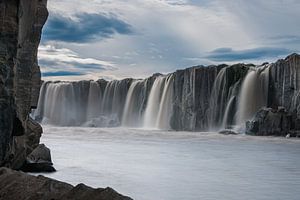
[39, 0, 300, 81]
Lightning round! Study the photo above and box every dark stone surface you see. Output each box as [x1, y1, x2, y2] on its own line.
[219, 129, 238, 135]
[245, 107, 294, 136]
[0, 0, 48, 169]
[0, 167, 133, 200]
[21, 144, 56, 173]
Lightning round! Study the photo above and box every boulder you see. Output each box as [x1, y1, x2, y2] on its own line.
[246, 107, 293, 136]
[219, 129, 238, 135]
[0, 167, 132, 200]
[21, 144, 56, 173]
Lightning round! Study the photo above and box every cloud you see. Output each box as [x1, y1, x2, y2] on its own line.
[266, 35, 300, 45]
[39, 0, 300, 80]
[43, 13, 133, 43]
[204, 47, 292, 62]
[42, 71, 86, 77]
[38, 45, 116, 78]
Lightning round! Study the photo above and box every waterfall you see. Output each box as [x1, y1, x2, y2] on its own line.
[122, 80, 147, 127]
[208, 68, 228, 129]
[156, 75, 174, 129]
[86, 81, 102, 120]
[222, 96, 236, 128]
[142, 75, 174, 129]
[237, 66, 269, 125]
[32, 55, 299, 132]
[208, 66, 243, 130]
[33, 67, 267, 130]
[143, 77, 166, 128]
[42, 82, 77, 126]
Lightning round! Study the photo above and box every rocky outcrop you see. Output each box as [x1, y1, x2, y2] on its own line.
[0, 0, 48, 168]
[245, 107, 294, 136]
[245, 54, 300, 136]
[0, 167, 132, 200]
[21, 144, 56, 172]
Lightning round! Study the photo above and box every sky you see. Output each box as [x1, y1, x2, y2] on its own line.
[39, 0, 300, 81]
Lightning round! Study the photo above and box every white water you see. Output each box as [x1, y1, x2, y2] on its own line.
[40, 126, 300, 200]
[122, 80, 143, 127]
[143, 75, 174, 129]
[86, 81, 102, 120]
[222, 96, 236, 128]
[237, 67, 269, 125]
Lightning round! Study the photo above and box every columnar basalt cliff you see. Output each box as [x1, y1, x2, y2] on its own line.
[0, 0, 48, 168]
[34, 54, 300, 136]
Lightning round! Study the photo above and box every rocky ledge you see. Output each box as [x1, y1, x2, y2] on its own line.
[0, 168, 133, 200]
[246, 107, 300, 137]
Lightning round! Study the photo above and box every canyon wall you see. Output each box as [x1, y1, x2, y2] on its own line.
[0, 0, 48, 168]
[34, 54, 300, 135]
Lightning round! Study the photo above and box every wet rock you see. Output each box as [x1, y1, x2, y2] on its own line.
[21, 144, 56, 173]
[0, 168, 132, 200]
[219, 129, 238, 135]
[246, 107, 293, 136]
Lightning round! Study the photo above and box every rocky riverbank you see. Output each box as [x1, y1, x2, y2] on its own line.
[0, 168, 132, 200]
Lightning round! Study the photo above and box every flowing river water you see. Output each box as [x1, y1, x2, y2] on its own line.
[40, 126, 300, 200]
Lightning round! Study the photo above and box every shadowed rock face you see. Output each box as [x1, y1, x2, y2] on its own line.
[0, 168, 133, 200]
[0, 0, 48, 168]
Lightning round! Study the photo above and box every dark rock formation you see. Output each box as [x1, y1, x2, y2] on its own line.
[0, 167, 132, 200]
[219, 129, 238, 135]
[245, 107, 293, 136]
[0, 0, 48, 168]
[245, 54, 300, 136]
[21, 144, 56, 172]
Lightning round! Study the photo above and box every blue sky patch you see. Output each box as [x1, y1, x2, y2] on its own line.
[43, 13, 133, 43]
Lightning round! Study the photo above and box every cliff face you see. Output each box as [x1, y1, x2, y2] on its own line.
[172, 54, 300, 133]
[245, 54, 300, 136]
[0, 0, 48, 168]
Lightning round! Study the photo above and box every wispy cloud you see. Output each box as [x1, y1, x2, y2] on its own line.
[204, 47, 291, 62]
[43, 13, 133, 43]
[42, 71, 86, 77]
[38, 45, 116, 78]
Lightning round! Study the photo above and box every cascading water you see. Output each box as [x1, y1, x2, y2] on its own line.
[32, 56, 300, 132]
[86, 81, 102, 120]
[156, 75, 174, 129]
[33, 75, 174, 129]
[208, 66, 244, 130]
[222, 96, 236, 128]
[143, 75, 174, 129]
[143, 77, 166, 128]
[41, 82, 78, 126]
[32, 67, 268, 130]
[237, 66, 269, 125]
[122, 80, 147, 127]
[208, 68, 229, 129]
